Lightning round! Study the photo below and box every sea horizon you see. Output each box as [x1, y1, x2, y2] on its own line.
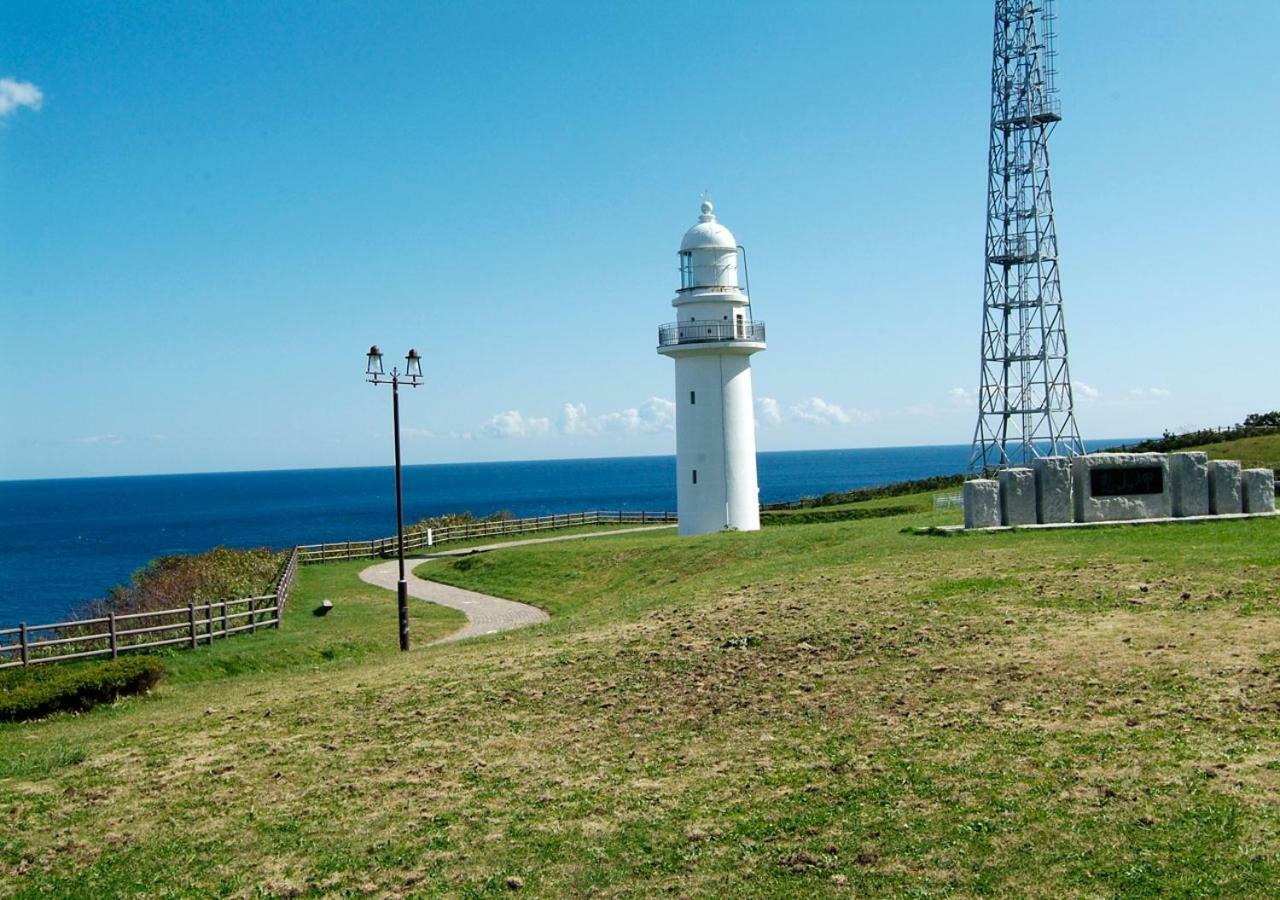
[0, 440, 998, 485]
[0, 435, 1156, 485]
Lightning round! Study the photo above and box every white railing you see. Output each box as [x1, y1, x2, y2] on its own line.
[933, 492, 964, 511]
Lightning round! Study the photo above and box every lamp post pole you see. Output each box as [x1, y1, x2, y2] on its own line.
[391, 370, 409, 651]
[366, 345, 423, 652]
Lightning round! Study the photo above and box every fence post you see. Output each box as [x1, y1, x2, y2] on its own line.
[222, 600, 229, 639]
[189, 602, 197, 649]
[206, 603, 214, 645]
[109, 613, 118, 659]
[275, 591, 283, 628]
[249, 596, 256, 633]
[19, 623, 28, 667]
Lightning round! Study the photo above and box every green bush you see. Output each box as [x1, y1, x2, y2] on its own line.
[74, 546, 284, 620]
[761, 474, 965, 511]
[761, 505, 917, 526]
[405, 509, 513, 536]
[0, 657, 165, 722]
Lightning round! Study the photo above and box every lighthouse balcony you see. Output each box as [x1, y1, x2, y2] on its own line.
[657, 319, 766, 348]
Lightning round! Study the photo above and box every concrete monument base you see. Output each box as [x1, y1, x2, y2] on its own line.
[1242, 468, 1276, 513]
[963, 479, 1000, 529]
[1169, 451, 1210, 518]
[1033, 457, 1073, 524]
[998, 468, 1036, 526]
[962, 450, 1269, 530]
[1208, 460, 1243, 514]
[1072, 453, 1172, 523]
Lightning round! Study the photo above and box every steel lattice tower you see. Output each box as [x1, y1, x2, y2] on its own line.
[969, 0, 1083, 473]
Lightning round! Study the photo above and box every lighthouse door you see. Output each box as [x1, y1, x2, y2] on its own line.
[734, 312, 746, 340]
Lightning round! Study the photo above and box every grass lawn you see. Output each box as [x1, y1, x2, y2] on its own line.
[3, 504, 1280, 896]
[154, 559, 467, 686]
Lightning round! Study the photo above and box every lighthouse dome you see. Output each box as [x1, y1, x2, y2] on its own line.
[680, 201, 737, 251]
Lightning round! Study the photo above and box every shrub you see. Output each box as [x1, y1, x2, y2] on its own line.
[0, 657, 165, 722]
[761, 505, 917, 526]
[74, 547, 283, 620]
[761, 474, 966, 511]
[405, 510, 513, 536]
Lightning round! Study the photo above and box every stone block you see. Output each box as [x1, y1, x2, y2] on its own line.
[1169, 451, 1210, 518]
[1033, 457, 1073, 524]
[1071, 453, 1172, 523]
[963, 479, 1000, 529]
[1242, 468, 1276, 513]
[1208, 460, 1242, 514]
[998, 468, 1036, 526]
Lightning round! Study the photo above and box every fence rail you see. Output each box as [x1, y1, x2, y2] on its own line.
[297, 510, 678, 563]
[0, 547, 300, 671]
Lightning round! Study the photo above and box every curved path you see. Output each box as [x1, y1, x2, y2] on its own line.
[357, 524, 674, 644]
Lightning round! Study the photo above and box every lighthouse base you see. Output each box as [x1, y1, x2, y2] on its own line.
[673, 352, 762, 536]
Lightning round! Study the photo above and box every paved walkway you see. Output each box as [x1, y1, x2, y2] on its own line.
[357, 524, 674, 644]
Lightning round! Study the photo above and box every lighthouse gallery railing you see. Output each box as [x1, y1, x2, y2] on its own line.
[657, 320, 766, 347]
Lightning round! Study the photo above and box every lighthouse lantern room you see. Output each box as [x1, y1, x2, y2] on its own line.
[657, 201, 767, 536]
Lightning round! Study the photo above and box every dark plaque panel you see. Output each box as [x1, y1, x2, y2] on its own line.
[1090, 466, 1164, 497]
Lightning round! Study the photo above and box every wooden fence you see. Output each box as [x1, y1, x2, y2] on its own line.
[1, 508, 673, 669]
[0, 509, 675, 668]
[0, 548, 300, 671]
[297, 510, 678, 563]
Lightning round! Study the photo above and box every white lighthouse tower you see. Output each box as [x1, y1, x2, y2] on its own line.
[657, 201, 767, 536]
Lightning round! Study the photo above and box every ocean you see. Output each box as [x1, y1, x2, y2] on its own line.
[0, 442, 1128, 625]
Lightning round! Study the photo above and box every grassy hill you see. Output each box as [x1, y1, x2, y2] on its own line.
[1187, 433, 1280, 472]
[3, 484, 1280, 895]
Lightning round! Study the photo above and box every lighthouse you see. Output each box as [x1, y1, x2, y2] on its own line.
[657, 201, 767, 536]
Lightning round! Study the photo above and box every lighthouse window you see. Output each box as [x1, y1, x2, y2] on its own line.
[690, 391, 695, 405]
[692, 469, 698, 485]
[679, 252, 694, 289]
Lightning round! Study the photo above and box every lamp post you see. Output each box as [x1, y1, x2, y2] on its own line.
[365, 345, 423, 651]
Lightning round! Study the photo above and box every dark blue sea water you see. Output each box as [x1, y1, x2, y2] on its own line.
[0, 442, 1130, 625]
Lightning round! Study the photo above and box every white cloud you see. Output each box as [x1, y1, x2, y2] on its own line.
[757, 397, 783, 427]
[72, 433, 124, 446]
[902, 403, 936, 417]
[402, 427, 435, 440]
[480, 410, 551, 439]
[790, 397, 852, 426]
[559, 402, 593, 435]
[1074, 381, 1100, 400]
[948, 387, 975, 407]
[558, 398, 675, 436]
[1129, 387, 1171, 399]
[0, 78, 43, 119]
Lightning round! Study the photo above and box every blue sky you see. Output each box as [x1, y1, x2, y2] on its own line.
[2, 0, 1277, 479]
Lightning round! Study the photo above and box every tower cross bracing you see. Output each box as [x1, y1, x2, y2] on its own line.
[969, 0, 1083, 473]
